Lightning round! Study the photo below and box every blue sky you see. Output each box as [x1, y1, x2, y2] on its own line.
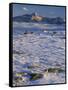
[13, 4, 65, 19]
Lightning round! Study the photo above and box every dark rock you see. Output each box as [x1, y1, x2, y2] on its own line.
[29, 73, 43, 81]
[44, 68, 65, 73]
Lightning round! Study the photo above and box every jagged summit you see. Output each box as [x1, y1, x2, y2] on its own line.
[31, 12, 37, 16]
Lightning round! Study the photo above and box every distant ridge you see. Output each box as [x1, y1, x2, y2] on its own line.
[13, 12, 65, 24]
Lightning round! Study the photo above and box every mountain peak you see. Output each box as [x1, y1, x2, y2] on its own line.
[32, 12, 38, 16]
[13, 13, 65, 24]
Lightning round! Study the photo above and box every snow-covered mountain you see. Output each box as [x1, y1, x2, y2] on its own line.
[13, 12, 65, 24]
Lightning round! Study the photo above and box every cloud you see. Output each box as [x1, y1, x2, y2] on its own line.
[23, 7, 28, 11]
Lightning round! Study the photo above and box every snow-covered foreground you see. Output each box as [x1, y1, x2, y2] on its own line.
[13, 23, 65, 86]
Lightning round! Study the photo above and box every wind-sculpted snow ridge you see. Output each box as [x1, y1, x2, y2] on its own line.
[13, 25, 65, 86]
[13, 22, 65, 30]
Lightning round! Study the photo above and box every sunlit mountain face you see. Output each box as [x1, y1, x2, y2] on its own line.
[12, 4, 66, 86]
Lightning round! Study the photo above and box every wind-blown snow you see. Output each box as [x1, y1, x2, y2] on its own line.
[13, 22, 65, 30]
[13, 23, 65, 86]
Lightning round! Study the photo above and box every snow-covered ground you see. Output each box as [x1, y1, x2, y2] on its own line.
[13, 23, 65, 86]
